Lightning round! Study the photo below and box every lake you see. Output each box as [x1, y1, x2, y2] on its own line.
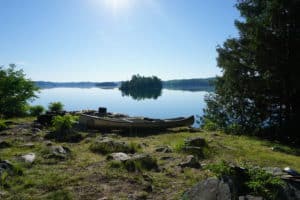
[31, 88, 209, 120]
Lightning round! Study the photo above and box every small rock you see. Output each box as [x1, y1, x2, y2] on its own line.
[179, 155, 201, 169]
[44, 140, 53, 146]
[155, 146, 173, 153]
[21, 142, 35, 148]
[21, 153, 36, 163]
[51, 145, 70, 155]
[107, 152, 131, 161]
[32, 122, 43, 129]
[43, 145, 71, 160]
[263, 167, 285, 176]
[31, 128, 41, 133]
[182, 146, 204, 158]
[184, 137, 206, 147]
[0, 140, 11, 149]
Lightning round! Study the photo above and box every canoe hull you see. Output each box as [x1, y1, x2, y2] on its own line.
[79, 114, 194, 129]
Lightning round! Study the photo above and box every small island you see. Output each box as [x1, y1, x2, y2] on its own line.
[119, 75, 163, 100]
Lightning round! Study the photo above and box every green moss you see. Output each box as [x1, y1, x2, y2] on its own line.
[89, 139, 139, 154]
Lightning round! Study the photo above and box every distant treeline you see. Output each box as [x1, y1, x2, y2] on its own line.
[34, 78, 215, 91]
[34, 81, 120, 89]
[163, 78, 215, 91]
[95, 82, 118, 87]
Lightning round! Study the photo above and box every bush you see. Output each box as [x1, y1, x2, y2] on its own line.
[0, 64, 39, 118]
[29, 105, 45, 116]
[206, 160, 234, 178]
[246, 168, 284, 199]
[48, 102, 64, 113]
[52, 114, 75, 134]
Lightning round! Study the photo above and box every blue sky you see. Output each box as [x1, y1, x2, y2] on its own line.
[0, 0, 239, 82]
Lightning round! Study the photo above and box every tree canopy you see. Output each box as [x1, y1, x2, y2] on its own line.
[119, 75, 162, 100]
[0, 64, 39, 117]
[202, 0, 300, 143]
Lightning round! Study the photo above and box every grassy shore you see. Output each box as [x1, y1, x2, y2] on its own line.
[0, 117, 299, 199]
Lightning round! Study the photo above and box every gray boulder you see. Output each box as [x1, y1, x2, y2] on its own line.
[183, 177, 233, 200]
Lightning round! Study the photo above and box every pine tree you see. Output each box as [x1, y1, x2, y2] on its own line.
[202, 0, 300, 143]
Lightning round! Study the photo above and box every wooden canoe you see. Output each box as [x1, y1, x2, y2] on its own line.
[79, 114, 194, 129]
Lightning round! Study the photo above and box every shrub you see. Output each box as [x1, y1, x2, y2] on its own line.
[246, 168, 284, 199]
[29, 105, 45, 116]
[48, 102, 64, 113]
[206, 160, 233, 178]
[51, 114, 75, 134]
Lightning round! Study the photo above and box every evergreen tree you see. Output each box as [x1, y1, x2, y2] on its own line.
[202, 0, 300, 143]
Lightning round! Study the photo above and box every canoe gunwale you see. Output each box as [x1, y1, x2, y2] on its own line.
[79, 114, 194, 129]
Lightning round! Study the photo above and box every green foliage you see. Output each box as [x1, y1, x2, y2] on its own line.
[206, 161, 285, 199]
[0, 64, 39, 118]
[225, 123, 244, 135]
[119, 74, 162, 100]
[0, 120, 7, 131]
[202, 0, 300, 142]
[123, 156, 158, 172]
[51, 114, 75, 134]
[28, 105, 45, 116]
[45, 189, 73, 200]
[202, 118, 219, 131]
[206, 160, 233, 178]
[48, 102, 64, 113]
[246, 168, 284, 199]
[108, 160, 124, 169]
[172, 140, 185, 152]
[0, 162, 23, 188]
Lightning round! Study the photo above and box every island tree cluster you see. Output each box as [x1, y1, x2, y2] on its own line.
[202, 0, 300, 143]
[119, 75, 162, 100]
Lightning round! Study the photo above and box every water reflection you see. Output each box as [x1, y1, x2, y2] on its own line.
[120, 88, 162, 100]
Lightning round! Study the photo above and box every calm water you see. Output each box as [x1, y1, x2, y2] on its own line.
[31, 88, 208, 119]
